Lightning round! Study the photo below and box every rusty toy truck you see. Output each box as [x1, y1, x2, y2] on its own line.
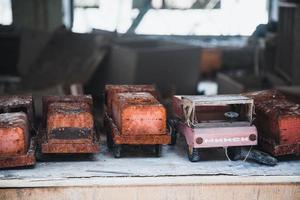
[39, 95, 99, 154]
[104, 85, 171, 158]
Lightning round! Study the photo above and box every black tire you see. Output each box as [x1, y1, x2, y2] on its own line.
[248, 149, 277, 166]
[170, 130, 177, 146]
[227, 146, 242, 161]
[168, 119, 178, 145]
[113, 144, 122, 158]
[35, 145, 44, 161]
[154, 144, 162, 157]
[106, 132, 113, 149]
[187, 146, 200, 162]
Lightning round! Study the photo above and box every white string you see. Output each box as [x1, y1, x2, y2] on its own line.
[224, 146, 253, 162]
[242, 146, 253, 162]
[224, 146, 232, 161]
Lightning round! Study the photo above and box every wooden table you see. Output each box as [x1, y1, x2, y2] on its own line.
[1, 136, 299, 200]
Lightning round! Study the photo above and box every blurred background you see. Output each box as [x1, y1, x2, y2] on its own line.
[0, 0, 299, 116]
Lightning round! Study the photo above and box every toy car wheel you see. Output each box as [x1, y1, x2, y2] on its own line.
[227, 147, 242, 161]
[168, 119, 178, 145]
[113, 144, 122, 158]
[187, 146, 200, 162]
[154, 144, 162, 157]
[106, 132, 113, 149]
[170, 129, 177, 146]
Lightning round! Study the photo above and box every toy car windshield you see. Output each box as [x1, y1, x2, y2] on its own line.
[173, 95, 254, 128]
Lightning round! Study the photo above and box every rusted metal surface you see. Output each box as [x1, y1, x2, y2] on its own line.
[39, 95, 99, 154]
[40, 128, 99, 153]
[0, 95, 35, 132]
[105, 84, 157, 116]
[112, 92, 166, 135]
[0, 95, 36, 168]
[104, 113, 170, 145]
[0, 137, 36, 169]
[245, 90, 300, 156]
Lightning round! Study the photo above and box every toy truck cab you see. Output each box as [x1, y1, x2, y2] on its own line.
[172, 95, 257, 162]
[39, 95, 99, 154]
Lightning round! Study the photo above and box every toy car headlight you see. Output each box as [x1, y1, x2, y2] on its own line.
[249, 134, 257, 141]
[196, 137, 203, 144]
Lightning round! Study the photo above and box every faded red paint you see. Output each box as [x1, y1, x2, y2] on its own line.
[112, 92, 166, 135]
[177, 121, 257, 148]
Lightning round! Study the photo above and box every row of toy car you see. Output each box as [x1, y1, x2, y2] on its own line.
[1, 87, 299, 169]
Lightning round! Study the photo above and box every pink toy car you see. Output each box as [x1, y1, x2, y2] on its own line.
[171, 95, 258, 162]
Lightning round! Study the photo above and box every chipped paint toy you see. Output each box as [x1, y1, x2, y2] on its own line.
[245, 90, 300, 157]
[104, 85, 170, 158]
[171, 95, 258, 162]
[0, 95, 36, 168]
[39, 95, 99, 154]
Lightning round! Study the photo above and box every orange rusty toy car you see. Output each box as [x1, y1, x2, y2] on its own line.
[104, 85, 170, 158]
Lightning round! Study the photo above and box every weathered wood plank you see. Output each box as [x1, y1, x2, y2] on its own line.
[0, 176, 299, 200]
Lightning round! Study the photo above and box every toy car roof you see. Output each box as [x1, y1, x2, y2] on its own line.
[175, 95, 253, 106]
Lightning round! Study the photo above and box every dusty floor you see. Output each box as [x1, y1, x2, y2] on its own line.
[1, 133, 299, 182]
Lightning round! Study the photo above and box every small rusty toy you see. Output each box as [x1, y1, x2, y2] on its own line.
[0, 95, 36, 168]
[104, 85, 170, 158]
[171, 95, 258, 162]
[245, 90, 300, 157]
[39, 95, 99, 154]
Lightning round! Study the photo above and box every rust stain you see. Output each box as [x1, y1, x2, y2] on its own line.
[245, 90, 300, 156]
